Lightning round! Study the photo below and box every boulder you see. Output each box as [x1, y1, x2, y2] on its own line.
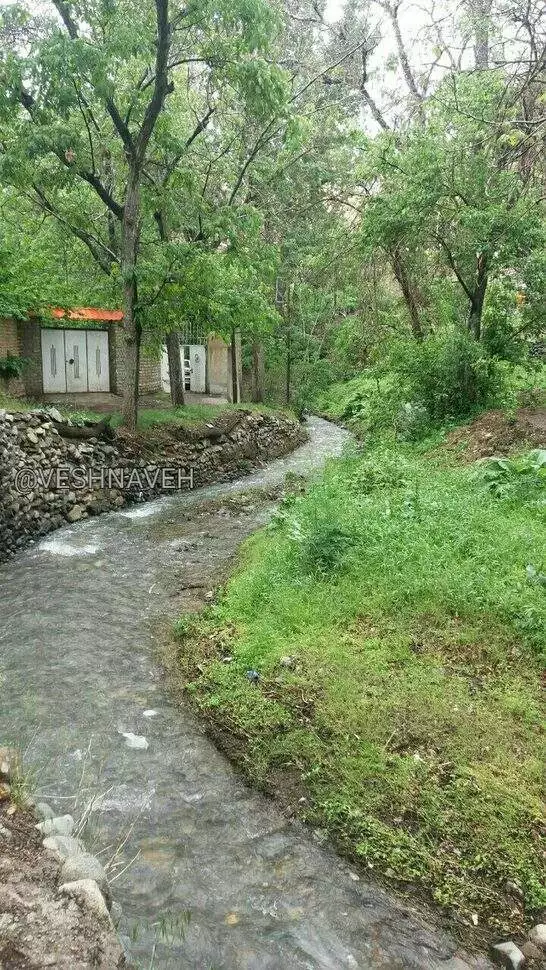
[42, 834, 85, 860]
[0, 746, 19, 780]
[522, 941, 542, 961]
[59, 878, 110, 921]
[35, 802, 55, 820]
[36, 814, 75, 837]
[60, 853, 109, 901]
[527, 926, 546, 952]
[66, 505, 85, 523]
[46, 407, 64, 424]
[490, 941, 526, 969]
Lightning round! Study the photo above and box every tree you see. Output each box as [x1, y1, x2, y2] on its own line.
[0, 0, 283, 426]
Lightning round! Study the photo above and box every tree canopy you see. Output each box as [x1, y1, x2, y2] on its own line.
[0, 0, 543, 422]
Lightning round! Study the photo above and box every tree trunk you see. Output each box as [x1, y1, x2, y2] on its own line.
[230, 324, 239, 404]
[120, 172, 141, 430]
[166, 331, 184, 406]
[468, 254, 488, 340]
[250, 340, 265, 402]
[155, 209, 186, 406]
[391, 247, 425, 341]
[285, 326, 291, 405]
[285, 284, 293, 406]
[469, 0, 492, 69]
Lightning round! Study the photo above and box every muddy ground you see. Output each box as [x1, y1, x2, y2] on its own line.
[441, 407, 546, 462]
[0, 801, 128, 970]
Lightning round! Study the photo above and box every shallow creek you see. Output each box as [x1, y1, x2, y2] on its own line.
[0, 417, 491, 969]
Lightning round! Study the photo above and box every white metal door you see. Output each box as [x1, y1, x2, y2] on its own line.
[86, 331, 110, 392]
[189, 344, 206, 393]
[41, 330, 66, 393]
[64, 329, 88, 392]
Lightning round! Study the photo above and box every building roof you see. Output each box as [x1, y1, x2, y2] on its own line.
[50, 307, 123, 322]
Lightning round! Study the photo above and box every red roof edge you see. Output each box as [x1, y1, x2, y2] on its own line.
[50, 307, 124, 322]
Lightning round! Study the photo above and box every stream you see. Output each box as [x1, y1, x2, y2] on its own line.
[0, 417, 491, 970]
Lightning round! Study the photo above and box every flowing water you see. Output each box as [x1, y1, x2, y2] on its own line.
[0, 418, 491, 970]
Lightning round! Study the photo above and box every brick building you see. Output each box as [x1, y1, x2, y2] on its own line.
[1, 309, 162, 399]
[0, 309, 234, 401]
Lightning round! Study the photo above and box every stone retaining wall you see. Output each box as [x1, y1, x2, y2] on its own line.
[0, 407, 307, 561]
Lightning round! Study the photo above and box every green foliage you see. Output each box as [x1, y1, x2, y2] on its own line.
[475, 449, 546, 505]
[177, 442, 546, 933]
[358, 72, 544, 341]
[317, 329, 510, 441]
[274, 492, 357, 576]
[0, 354, 27, 380]
[386, 329, 509, 423]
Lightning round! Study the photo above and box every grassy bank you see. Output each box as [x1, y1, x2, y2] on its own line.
[171, 435, 545, 940]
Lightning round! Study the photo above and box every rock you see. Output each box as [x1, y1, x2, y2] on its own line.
[521, 941, 542, 961]
[47, 407, 64, 423]
[121, 731, 149, 750]
[0, 782, 11, 801]
[528, 926, 546, 951]
[506, 879, 525, 900]
[110, 900, 123, 926]
[42, 834, 85, 860]
[35, 801, 55, 820]
[0, 822, 12, 840]
[61, 853, 109, 900]
[1, 407, 306, 565]
[36, 814, 75, 837]
[280, 655, 296, 668]
[0, 746, 18, 779]
[59, 878, 110, 921]
[490, 941, 526, 969]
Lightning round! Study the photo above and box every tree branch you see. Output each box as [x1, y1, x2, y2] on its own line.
[18, 87, 124, 219]
[436, 235, 474, 300]
[135, 0, 174, 167]
[30, 184, 117, 275]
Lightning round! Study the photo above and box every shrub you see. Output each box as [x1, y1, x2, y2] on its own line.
[0, 354, 27, 381]
[475, 449, 546, 504]
[387, 328, 508, 422]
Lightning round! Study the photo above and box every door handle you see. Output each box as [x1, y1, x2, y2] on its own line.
[67, 358, 75, 365]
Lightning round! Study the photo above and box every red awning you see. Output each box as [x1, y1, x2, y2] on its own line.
[49, 307, 123, 322]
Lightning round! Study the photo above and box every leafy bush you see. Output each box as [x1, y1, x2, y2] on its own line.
[343, 450, 413, 493]
[272, 485, 358, 576]
[317, 330, 511, 442]
[386, 329, 508, 423]
[0, 354, 27, 381]
[476, 449, 546, 504]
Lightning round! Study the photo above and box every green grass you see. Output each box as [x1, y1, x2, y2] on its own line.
[172, 441, 545, 938]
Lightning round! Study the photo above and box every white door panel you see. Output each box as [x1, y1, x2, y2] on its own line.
[189, 344, 206, 393]
[65, 329, 88, 392]
[41, 330, 66, 393]
[86, 331, 110, 392]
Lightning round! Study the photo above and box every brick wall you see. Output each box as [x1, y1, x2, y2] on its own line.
[109, 325, 162, 394]
[0, 318, 26, 397]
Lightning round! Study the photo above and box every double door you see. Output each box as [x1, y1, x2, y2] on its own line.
[41, 329, 110, 393]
